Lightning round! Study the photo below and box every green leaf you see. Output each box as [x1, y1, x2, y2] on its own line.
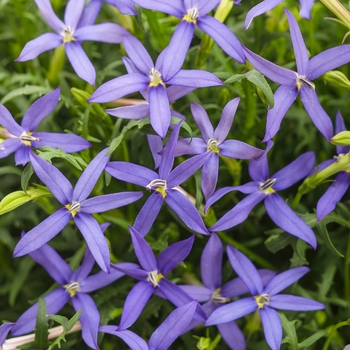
[316, 221, 344, 257]
[21, 162, 34, 192]
[298, 330, 328, 349]
[280, 313, 298, 350]
[1, 85, 51, 104]
[265, 230, 297, 253]
[0, 165, 22, 177]
[34, 299, 50, 349]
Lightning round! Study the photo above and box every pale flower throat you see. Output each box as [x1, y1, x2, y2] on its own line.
[183, 7, 199, 23]
[149, 68, 164, 87]
[296, 75, 315, 90]
[259, 178, 276, 194]
[62, 26, 75, 43]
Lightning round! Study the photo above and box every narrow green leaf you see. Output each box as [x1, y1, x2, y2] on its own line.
[36, 147, 84, 170]
[298, 330, 328, 349]
[280, 313, 298, 350]
[0, 165, 22, 177]
[21, 162, 34, 192]
[1, 85, 51, 104]
[316, 221, 344, 257]
[34, 299, 50, 349]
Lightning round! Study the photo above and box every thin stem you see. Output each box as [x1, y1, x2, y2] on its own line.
[345, 234, 350, 301]
[322, 319, 350, 350]
[291, 192, 303, 209]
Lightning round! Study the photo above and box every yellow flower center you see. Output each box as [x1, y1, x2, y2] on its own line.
[19, 132, 40, 146]
[183, 8, 198, 23]
[255, 293, 270, 308]
[62, 26, 75, 43]
[65, 201, 81, 217]
[149, 68, 164, 87]
[148, 270, 163, 287]
[146, 179, 167, 198]
[296, 75, 315, 90]
[207, 138, 220, 153]
[210, 288, 230, 304]
[259, 178, 276, 194]
[64, 281, 80, 297]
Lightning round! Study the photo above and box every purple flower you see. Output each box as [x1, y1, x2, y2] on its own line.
[2, 238, 127, 350]
[132, 0, 245, 75]
[111, 227, 206, 330]
[89, 35, 222, 138]
[205, 246, 325, 350]
[175, 98, 264, 200]
[245, 0, 315, 29]
[16, 0, 129, 85]
[106, 122, 210, 236]
[206, 141, 317, 248]
[0, 87, 90, 165]
[100, 301, 199, 350]
[13, 149, 143, 272]
[179, 233, 276, 350]
[317, 111, 350, 221]
[243, 8, 350, 141]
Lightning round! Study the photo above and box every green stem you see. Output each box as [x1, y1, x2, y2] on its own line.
[291, 192, 303, 210]
[217, 231, 275, 270]
[322, 320, 350, 350]
[345, 234, 350, 301]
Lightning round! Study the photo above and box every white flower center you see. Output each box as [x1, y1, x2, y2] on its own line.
[183, 7, 199, 23]
[64, 281, 80, 296]
[296, 75, 315, 90]
[255, 293, 270, 308]
[147, 270, 163, 287]
[19, 132, 40, 146]
[66, 201, 81, 217]
[259, 178, 276, 194]
[149, 68, 164, 87]
[146, 179, 167, 198]
[207, 138, 220, 153]
[61, 26, 75, 43]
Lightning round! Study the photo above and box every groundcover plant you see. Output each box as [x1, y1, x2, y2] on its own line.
[0, 0, 350, 349]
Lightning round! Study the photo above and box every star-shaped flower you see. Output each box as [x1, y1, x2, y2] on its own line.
[205, 246, 324, 350]
[17, 0, 129, 85]
[175, 97, 264, 200]
[243, 8, 350, 141]
[206, 141, 317, 248]
[106, 122, 210, 236]
[89, 35, 222, 138]
[13, 149, 143, 272]
[1, 237, 128, 350]
[0, 87, 90, 165]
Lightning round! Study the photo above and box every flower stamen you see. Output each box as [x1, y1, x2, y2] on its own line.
[296, 75, 315, 90]
[62, 26, 75, 43]
[255, 293, 270, 308]
[147, 270, 163, 287]
[207, 138, 220, 153]
[19, 132, 40, 146]
[149, 68, 164, 87]
[260, 178, 276, 193]
[66, 201, 81, 217]
[146, 179, 167, 198]
[211, 288, 230, 304]
[64, 281, 80, 297]
[183, 8, 199, 23]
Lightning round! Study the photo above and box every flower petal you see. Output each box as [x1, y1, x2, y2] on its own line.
[178, 285, 212, 302]
[77, 0, 102, 27]
[71, 247, 95, 282]
[34, 0, 65, 32]
[131, 0, 185, 17]
[260, 307, 282, 350]
[197, 0, 221, 15]
[300, 0, 314, 18]
[269, 294, 325, 310]
[0, 323, 15, 347]
[264, 194, 317, 249]
[0, 105, 24, 136]
[197, 16, 245, 63]
[111, 262, 149, 281]
[75, 23, 128, 43]
[13, 208, 71, 257]
[14, 146, 31, 166]
[0, 139, 22, 160]
[190, 102, 214, 141]
[218, 321, 246, 350]
[16, 33, 62, 61]
[64, 0, 85, 31]
[175, 138, 207, 156]
[245, 0, 283, 29]
[157, 235, 194, 275]
[106, 104, 150, 120]
[220, 140, 264, 159]
[166, 85, 195, 102]
[201, 152, 219, 201]
[167, 69, 223, 87]
[109, 0, 137, 15]
[65, 42, 96, 85]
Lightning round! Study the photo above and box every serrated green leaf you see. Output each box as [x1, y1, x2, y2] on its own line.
[280, 313, 298, 350]
[1, 85, 51, 104]
[36, 147, 84, 170]
[316, 221, 344, 257]
[21, 162, 34, 192]
[171, 117, 193, 138]
[34, 299, 50, 349]
[265, 231, 297, 253]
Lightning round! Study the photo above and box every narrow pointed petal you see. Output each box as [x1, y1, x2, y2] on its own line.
[260, 307, 282, 350]
[167, 69, 223, 87]
[227, 245, 264, 295]
[64, 0, 85, 31]
[131, 0, 185, 17]
[74, 213, 111, 272]
[106, 161, 158, 187]
[112, 262, 149, 281]
[300, 86, 333, 140]
[111, 0, 137, 15]
[0, 139, 22, 159]
[161, 21, 194, 81]
[134, 192, 163, 237]
[123, 35, 153, 75]
[205, 297, 257, 325]
[0, 323, 15, 346]
[77, 0, 102, 27]
[66, 42, 95, 85]
[214, 97, 240, 142]
[220, 140, 264, 159]
[269, 294, 325, 310]
[248, 140, 273, 181]
[148, 301, 197, 350]
[300, 0, 314, 18]
[167, 85, 195, 102]
[243, 46, 297, 85]
[159, 122, 182, 179]
[72, 248, 95, 282]
[178, 285, 212, 302]
[75, 23, 127, 43]
[119, 281, 154, 330]
[0, 105, 24, 136]
[210, 191, 265, 232]
[202, 152, 219, 201]
[197, 16, 245, 63]
[167, 151, 211, 188]
[148, 134, 163, 169]
[175, 138, 207, 156]
[14, 146, 31, 166]
[29, 244, 72, 285]
[149, 85, 171, 138]
[263, 85, 298, 141]
[190, 103, 214, 141]
[34, 0, 65, 32]
[81, 192, 142, 214]
[99, 327, 148, 350]
[284, 9, 309, 75]
[245, 0, 283, 29]
[264, 266, 309, 295]
[265, 194, 317, 248]
[317, 172, 350, 220]
[218, 321, 246, 350]
[273, 151, 315, 190]
[106, 104, 150, 120]
[89, 73, 149, 103]
[73, 148, 109, 202]
[72, 293, 99, 350]
[158, 279, 207, 321]
[197, 0, 221, 15]
[166, 189, 209, 235]
[79, 268, 124, 293]
[11, 289, 69, 336]
[201, 233, 223, 290]
[157, 236, 194, 275]
[21, 87, 60, 131]
[16, 33, 62, 61]
[13, 208, 71, 257]
[307, 44, 350, 80]
[129, 226, 157, 271]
